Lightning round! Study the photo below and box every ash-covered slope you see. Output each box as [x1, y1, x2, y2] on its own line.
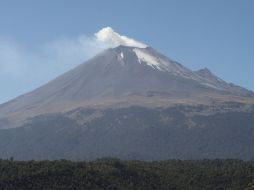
[0, 45, 253, 128]
[3, 46, 253, 104]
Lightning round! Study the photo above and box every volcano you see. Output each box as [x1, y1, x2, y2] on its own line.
[0, 30, 254, 160]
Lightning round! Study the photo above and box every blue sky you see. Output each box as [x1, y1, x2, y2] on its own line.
[0, 0, 254, 104]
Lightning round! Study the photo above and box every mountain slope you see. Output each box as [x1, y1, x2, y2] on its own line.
[0, 46, 253, 128]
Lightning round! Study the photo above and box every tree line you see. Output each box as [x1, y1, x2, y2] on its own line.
[0, 158, 253, 190]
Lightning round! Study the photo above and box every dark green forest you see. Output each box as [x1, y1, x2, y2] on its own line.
[0, 158, 254, 190]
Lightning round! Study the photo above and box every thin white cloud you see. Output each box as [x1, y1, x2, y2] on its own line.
[0, 34, 107, 103]
[0, 36, 107, 84]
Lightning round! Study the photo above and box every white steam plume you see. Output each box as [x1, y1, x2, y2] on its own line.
[95, 27, 147, 48]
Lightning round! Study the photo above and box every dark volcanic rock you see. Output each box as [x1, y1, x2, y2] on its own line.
[0, 105, 254, 160]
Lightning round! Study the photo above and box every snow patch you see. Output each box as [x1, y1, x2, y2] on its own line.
[202, 83, 222, 90]
[120, 52, 124, 59]
[117, 52, 125, 65]
[95, 27, 147, 48]
[133, 48, 167, 71]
